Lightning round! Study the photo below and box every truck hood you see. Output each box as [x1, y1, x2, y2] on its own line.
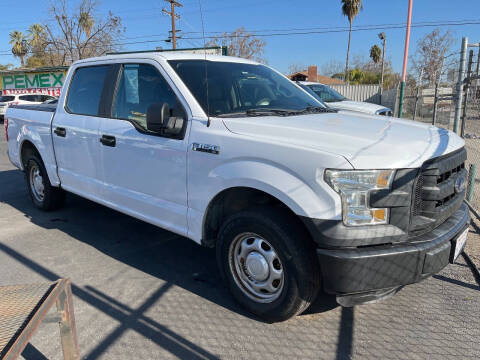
[221, 112, 464, 169]
[328, 100, 389, 114]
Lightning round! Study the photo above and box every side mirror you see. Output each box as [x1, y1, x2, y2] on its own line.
[146, 102, 184, 136]
[146, 103, 167, 133]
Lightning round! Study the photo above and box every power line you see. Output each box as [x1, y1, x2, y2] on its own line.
[109, 20, 480, 46]
[0, 19, 479, 57]
[114, 19, 480, 43]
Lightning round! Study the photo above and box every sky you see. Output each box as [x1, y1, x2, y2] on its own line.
[1, 0, 480, 75]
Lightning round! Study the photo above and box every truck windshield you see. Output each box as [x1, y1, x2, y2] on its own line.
[168, 60, 326, 117]
[306, 84, 346, 103]
[296, 83, 328, 106]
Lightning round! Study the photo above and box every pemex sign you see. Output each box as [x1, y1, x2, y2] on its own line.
[1, 69, 68, 97]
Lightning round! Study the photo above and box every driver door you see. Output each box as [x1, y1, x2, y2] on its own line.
[97, 61, 190, 236]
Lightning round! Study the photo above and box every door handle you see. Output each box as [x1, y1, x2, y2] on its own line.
[100, 135, 116, 147]
[54, 127, 66, 137]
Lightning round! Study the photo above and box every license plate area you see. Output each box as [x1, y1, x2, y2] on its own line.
[450, 227, 468, 263]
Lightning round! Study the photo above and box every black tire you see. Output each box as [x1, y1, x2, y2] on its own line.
[24, 151, 65, 211]
[216, 207, 320, 322]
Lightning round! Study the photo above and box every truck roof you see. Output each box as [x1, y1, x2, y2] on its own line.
[73, 52, 260, 66]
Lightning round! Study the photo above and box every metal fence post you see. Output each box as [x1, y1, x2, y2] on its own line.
[474, 49, 480, 99]
[461, 50, 474, 137]
[454, 37, 468, 134]
[432, 83, 439, 125]
[467, 164, 477, 202]
[413, 87, 419, 121]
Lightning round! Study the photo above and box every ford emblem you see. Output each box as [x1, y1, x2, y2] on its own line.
[455, 173, 467, 194]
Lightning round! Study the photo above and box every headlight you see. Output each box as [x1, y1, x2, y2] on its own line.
[325, 169, 395, 226]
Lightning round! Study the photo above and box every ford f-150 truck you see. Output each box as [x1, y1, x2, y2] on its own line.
[5, 52, 470, 322]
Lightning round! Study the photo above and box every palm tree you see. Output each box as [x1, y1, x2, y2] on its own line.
[341, 0, 363, 82]
[27, 24, 46, 56]
[27, 24, 45, 47]
[9, 31, 28, 67]
[370, 44, 382, 67]
[79, 12, 94, 38]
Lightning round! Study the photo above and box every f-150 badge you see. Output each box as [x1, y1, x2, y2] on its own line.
[192, 143, 220, 155]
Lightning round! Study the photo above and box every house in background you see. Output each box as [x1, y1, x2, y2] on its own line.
[288, 65, 344, 85]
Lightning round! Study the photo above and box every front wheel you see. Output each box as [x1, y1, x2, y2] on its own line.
[25, 153, 65, 211]
[217, 208, 320, 322]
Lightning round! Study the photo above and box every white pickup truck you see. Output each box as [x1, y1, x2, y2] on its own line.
[5, 52, 470, 322]
[297, 81, 393, 116]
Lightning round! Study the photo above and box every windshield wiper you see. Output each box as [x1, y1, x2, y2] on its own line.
[297, 106, 338, 114]
[216, 106, 337, 118]
[246, 108, 296, 116]
[216, 108, 298, 118]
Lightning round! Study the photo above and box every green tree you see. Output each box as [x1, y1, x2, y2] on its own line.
[27, 24, 45, 48]
[341, 0, 363, 82]
[26, 24, 47, 67]
[370, 44, 382, 66]
[9, 31, 28, 67]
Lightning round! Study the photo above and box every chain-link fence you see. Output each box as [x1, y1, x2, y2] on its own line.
[402, 83, 457, 132]
[402, 41, 480, 213]
[462, 58, 480, 212]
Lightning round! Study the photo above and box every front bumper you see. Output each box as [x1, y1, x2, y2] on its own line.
[316, 202, 470, 295]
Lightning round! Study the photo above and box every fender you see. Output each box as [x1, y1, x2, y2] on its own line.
[187, 158, 347, 243]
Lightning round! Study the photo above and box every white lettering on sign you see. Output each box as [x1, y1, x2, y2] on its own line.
[2, 88, 61, 96]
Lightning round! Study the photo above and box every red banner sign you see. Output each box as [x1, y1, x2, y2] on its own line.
[2, 87, 61, 96]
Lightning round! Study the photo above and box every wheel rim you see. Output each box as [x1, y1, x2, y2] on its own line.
[29, 163, 45, 202]
[229, 233, 285, 303]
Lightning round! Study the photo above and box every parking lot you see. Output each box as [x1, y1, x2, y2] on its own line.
[0, 136, 479, 360]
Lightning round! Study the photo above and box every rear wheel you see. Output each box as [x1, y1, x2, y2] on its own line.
[217, 207, 320, 322]
[25, 152, 65, 211]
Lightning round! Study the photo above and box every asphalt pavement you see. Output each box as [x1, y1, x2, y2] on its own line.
[0, 134, 479, 359]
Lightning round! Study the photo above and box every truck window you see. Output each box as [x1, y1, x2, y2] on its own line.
[0, 96, 15, 102]
[112, 63, 178, 131]
[19, 95, 42, 102]
[66, 65, 110, 116]
[307, 84, 346, 103]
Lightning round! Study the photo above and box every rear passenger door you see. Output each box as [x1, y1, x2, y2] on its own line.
[52, 64, 113, 198]
[97, 61, 190, 235]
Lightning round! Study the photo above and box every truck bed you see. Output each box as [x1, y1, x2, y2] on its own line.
[10, 103, 57, 112]
[6, 103, 60, 186]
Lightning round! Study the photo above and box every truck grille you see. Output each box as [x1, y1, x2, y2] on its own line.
[410, 147, 467, 234]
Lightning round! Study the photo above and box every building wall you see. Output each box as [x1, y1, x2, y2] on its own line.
[330, 84, 381, 104]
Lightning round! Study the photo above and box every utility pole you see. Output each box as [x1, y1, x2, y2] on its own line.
[162, 0, 182, 49]
[398, 0, 413, 118]
[378, 32, 386, 101]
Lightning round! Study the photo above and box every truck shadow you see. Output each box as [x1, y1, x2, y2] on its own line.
[0, 169, 338, 323]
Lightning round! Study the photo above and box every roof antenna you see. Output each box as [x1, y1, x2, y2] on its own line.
[198, 0, 210, 127]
